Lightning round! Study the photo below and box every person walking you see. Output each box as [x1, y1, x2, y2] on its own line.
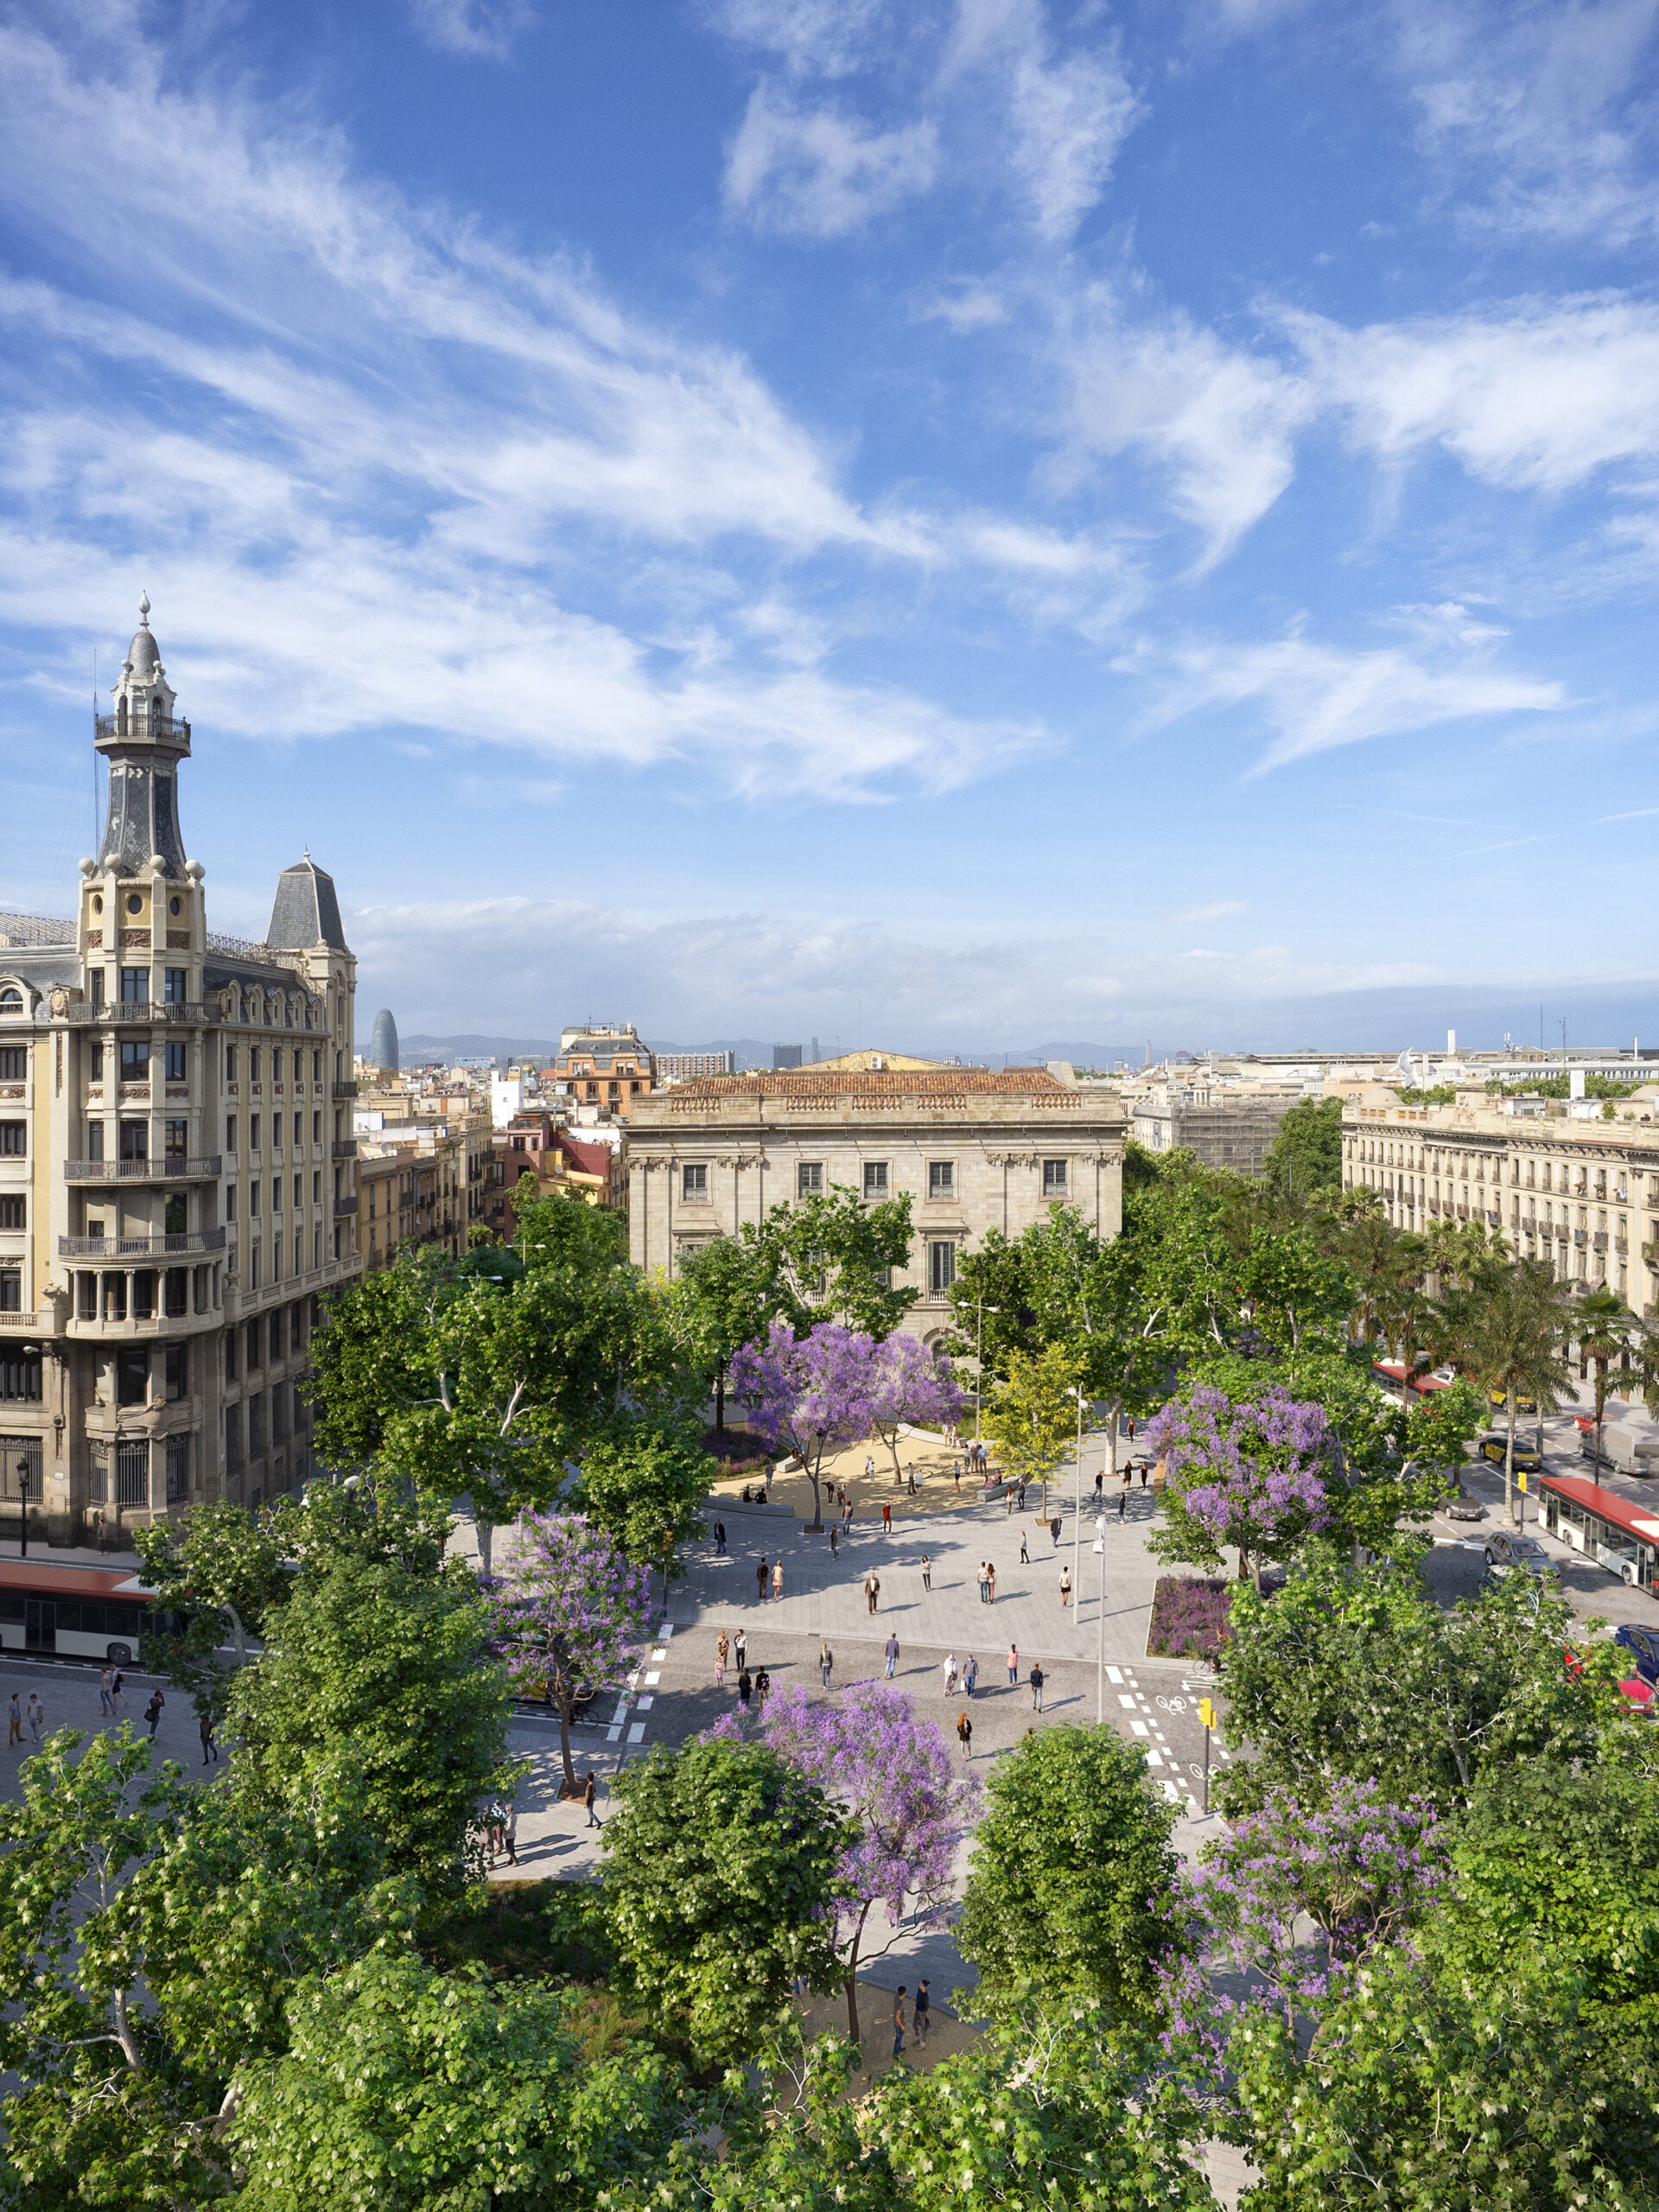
[882, 1500, 892, 1532]
[963, 1653, 978, 1698]
[7, 1693, 21, 1745]
[830, 1522, 840, 1560]
[865, 1453, 876, 1484]
[715, 1630, 729, 1688]
[756, 1556, 769, 1602]
[1117, 1486, 1128, 1522]
[26, 1693, 44, 1745]
[1019, 1528, 1030, 1566]
[1017, 1480, 1027, 1513]
[1058, 1567, 1072, 1608]
[1121, 1466, 1132, 1499]
[503, 1801, 518, 1865]
[772, 1558, 785, 1602]
[864, 1569, 880, 1615]
[200, 1710, 218, 1764]
[820, 1639, 835, 1688]
[1050, 1515, 1062, 1548]
[584, 1771, 601, 1828]
[986, 1561, 997, 1605]
[976, 1560, 989, 1604]
[913, 1979, 931, 2050]
[953, 1462, 962, 1494]
[1094, 1469, 1104, 1501]
[957, 1711, 973, 1759]
[941, 1653, 957, 1696]
[883, 1631, 899, 1679]
[737, 1667, 753, 1713]
[143, 1688, 165, 1740]
[1140, 1461, 1150, 1490]
[1007, 1642, 1019, 1685]
[99, 1667, 113, 1718]
[754, 1666, 772, 1711]
[906, 1460, 917, 1496]
[111, 1670, 127, 1714]
[714, 1517, 727, 1555]
[1030, 1662, 1046, 1713]
[920, 1552, 931, 1590]
[734, 1627, 748, 1671]
[893, 1986, 907, 2060]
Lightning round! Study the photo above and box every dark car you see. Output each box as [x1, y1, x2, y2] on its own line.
[1615, 1624, 1659, 1687]
[1483, 1530, 1554, 1580]
[1443, 1491, 1487, 1522]
[1478, 1434, 1543, 1474]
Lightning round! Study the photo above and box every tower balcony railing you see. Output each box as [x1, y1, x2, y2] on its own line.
[94, 712, 191, 745]
[59, 1228, 227, 1260]
[60, 1000, 220, 1026]
[332, 1081, 359, 1100]
[66, 1156, 224, 1184]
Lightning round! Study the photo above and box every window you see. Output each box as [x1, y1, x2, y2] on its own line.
[313, 1051, 321, 1081]
[165, 1436, 190, 1504]
[164, 1041, 186, 1081]
[163, 1267, 188, 1319]
[120, 967, 147, 1004]
[118, 1119, 147, 1163]
[0, 1196, 22, 1230]
[681, 1163, 709, 1200]
[117, 1347, 149, 1407]
[165, 1118, 187, 1159]
[863, 1161, 889, 1198]
[163, 1195, 187, 1236]
[0, 1351, 41, 1402]
[90, 1040, 105, 1081]
[271, 1176, 283, 1216]
[226, 1114, 237, 1153]
[225, 1044, 238, 1081]
[0, 1122, 23, 1156]
[270, 1307, 286, 1361]
[251, 1115, 260, 1151]
[248, 1392, 267, 1454]
[272, 1382, 289, 1441]
[226, 1183, 237, 1222]
[250, 1046, 261, 1081]
[223, 1327, 238, 1382]
[0, 989, 20, 1017]
[798, 1161, 823, 1196]
[292, 1111, 302, 1147]
[225, 1402, 243, 1472]
[927, 1160, 955, 1198]
[0, 1269, 20, 1313]
[119, 1039, 149, 1080]
[929, 1240, 957, 1295]
[163, 969, 188, 1004]
[1042, 1158, 1069, 1195]
[132, 1270, 156, 1319]
[87, 1442, 108, 1504]
[90, 969, 105, 1012]
[0, 1047, 24, 1081]
[311, 1170, 321, 1204]
[312, 1110, 321, 1143]
[165, 1344, 189, 1399]
[115, 1439, 148, 1509]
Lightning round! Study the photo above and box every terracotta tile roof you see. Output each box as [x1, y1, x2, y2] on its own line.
[667, 1066, 1069, 1103]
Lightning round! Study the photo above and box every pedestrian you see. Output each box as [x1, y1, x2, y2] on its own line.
[1121, 1466, 1131, 1495]
[963, 1653, 978, 1697]
[820, 1638, 834, 1688]
[26, 1693, 44, 1745]
[99, 1667, 113, 1717]
[1007, 1642, 1019, 1685]
[893, 1986, 907, 2060]
[503, 1801, 518, 1864]
[487, 1802, 505, 1865]
[977, 1560, 989, 1603]
[1020, 1529, 1030, 1565]
[757, 1556, 769, 1601]
[6, 1693, 19, 1745]
[1017, 1480, 1027, 1513]
[884, 1630, 899, 1679]
[143, 1688, 165, 1740]
[755, 1666, 772, 1710]
[906, 1460, 917, 1495]
[1059, 1567, 1072, 1608]
[942, 1653, 957, 1696]
[913, 1979, 931, 2049]
[1050, 1516, 1062, 1547]
[737, 1667, 753, 1713]
[1030, 1662, 1046, 1712]
[882, 1501, 892, 1531]
[986, 1561, 997, 1605]
[1140, 1462, 1150, 1490]
[830, 1522, 840, 1560]
[865, 1569, 880, 1614]
[864, 1453, 875, 1483]
[734, 1627, 748, 1671]
[920, 1553, 931, 1590]
[200, 1710, 218, 1764]
[844, 1491, 855, 1528]
[957, 1711, 973, 1758]
[1117, 1487, 1127, 1522]
[584, 1770, 601, 1828]
[1094, 1469, 1103, 1500]
[772, 1558, 785, 1602]
[954, 1460, 963, 1492]
[111, 1670, 127, 1713]
[715, 1630, 729, 1688]
[714, 1517, 727, 1554]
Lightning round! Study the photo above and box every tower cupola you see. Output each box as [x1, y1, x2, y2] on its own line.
[95, 594, 190, 874]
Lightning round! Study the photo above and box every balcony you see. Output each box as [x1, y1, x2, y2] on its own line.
[332, 1139, 358, 1159]
[66, 1156, 223, 1183]
[333, 1195, 359, 1216]
[60, 1000, 218, 1025]
[332, 1081, 359, 1100]
[1592, 1230, 1609, 1253]
[59, 1228, 226, 1259]
[1643, 1241, 1659, 1270]
[0, 1311, 41, 1333]
[1573, 1229, 1587, 1248]
[95, 711, 190, 746]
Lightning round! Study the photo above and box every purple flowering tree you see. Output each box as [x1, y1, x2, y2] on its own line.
[486, 1510, 652, 1796]
[868, 1333, 966, 1485]
[1146, 1383, 1332, 1583]
[1161, 1778, 1447, 2042]
[728, 1318, 882, 1532]
[754, 1681, 977, 2044]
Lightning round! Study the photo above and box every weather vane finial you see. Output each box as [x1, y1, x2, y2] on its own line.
[138, 591, 151, 626]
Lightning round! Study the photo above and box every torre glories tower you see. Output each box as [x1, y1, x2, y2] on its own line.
[0, 601, 364, 1560]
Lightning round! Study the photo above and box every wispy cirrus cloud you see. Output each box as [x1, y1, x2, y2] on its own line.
[723, 87, 940, 236]
[406, 0, 537, 60]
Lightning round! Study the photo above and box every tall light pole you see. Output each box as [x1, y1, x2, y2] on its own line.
[1095, 1510, 1107, 1719]
[973, 1299, 999, 1446]
[1071, 1387, 1087, 1631]
[16, 1452, 31, 1560]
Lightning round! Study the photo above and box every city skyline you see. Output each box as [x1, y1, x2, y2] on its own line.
[3, 2, 1657, 1046]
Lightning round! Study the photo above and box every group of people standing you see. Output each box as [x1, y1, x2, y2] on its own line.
[714, 1627, 772, 1714]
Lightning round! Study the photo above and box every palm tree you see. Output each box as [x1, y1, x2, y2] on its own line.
[1465, 1263, 1574, 1522]
[1574, 1287, 1637, 1473]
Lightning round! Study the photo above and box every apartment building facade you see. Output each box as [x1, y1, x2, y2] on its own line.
[0, 602, 361, 1540]
[550, 1024, 656, 1119]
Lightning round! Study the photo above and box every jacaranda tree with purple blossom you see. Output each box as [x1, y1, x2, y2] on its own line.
[868, 1332, 966, 1485]
[728, 1318, 882, 1532]
[486, 1510, 652, 1796]
[1147, 1383, 1332, 1584]
[756, 1681, 976, 2044]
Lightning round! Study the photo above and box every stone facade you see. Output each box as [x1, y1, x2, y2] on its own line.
[625, 1064, 1127, 1343]
[0, 603, 361, 1542]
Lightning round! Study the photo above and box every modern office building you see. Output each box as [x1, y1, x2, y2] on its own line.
[0, 601, 361, 1541]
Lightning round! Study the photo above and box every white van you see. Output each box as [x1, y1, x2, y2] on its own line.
[1580, 1429, 1659, 1480]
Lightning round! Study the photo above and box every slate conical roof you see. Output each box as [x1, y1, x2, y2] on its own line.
[266, 855, 347, 951]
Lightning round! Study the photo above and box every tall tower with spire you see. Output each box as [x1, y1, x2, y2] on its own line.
[95, 594, 191, 875]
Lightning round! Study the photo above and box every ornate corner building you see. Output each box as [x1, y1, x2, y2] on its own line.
[0, 602, 362, 1541]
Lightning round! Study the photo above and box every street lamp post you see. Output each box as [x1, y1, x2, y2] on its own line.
[1071, 1387, 1086, 1631]
[973, 1298, 1000, 1447]
[16, 1455, 30, 1560]
[1094, 1510, 1106, 1720]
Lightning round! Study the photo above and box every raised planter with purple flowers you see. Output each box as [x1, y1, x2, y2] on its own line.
[1147, 1574, 1233, 1665]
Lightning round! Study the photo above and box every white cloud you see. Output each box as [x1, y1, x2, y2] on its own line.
[723, 84, 941, 236]
[407, 0, 536, 59]
[702, 0, 910, 78]
[1136, 627, 1565, 770]
[1173, 899, 1248, 920]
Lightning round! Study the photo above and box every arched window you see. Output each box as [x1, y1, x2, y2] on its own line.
[0, 987, 22, 1015]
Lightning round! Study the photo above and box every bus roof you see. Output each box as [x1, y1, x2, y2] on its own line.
[1541, 1473, 1659, 1543]
[0, 1560, 156, 1600]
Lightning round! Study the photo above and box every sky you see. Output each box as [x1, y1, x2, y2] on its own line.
[2, 0, 1658, 1058]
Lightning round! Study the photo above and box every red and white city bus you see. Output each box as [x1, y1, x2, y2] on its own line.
[1372, 1361, 1455, 1404]
[0, 1559, 179, 1665]
[1540, 1474, 1659, 1594]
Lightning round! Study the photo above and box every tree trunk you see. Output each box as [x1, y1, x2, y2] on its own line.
[1505, 1395, 1516, 1522]
[556, 1687, 577, 1796]
[805, 1439, 824, 1534]
[715, 1367, 725, 1436]
[475, 1513, 495, 1580]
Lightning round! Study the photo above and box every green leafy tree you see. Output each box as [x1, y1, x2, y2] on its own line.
[1262, 1096, 1344, 1202]
[774, 1184, 920, 1337]
[601, 1734, 851, 2066]
[1459, 1262, 1574, 1516]
[578, 1423, 715, 1602]
[980, 1342, 1087, 1515]
[1574, 1284, 1637, 1473]
[671, 1229, 790, 1433]
[226, 1556, 516, 1892]
[957, 1725, 1183, 2022]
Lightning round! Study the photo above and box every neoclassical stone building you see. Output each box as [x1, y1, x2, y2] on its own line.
[0, 601, 362, 1541]
[625, 1060, 1127, 1343]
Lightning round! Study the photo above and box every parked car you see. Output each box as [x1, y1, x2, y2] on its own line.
[1579, 1429, 1659, 1479]
[1483, 1530, 1554, 1579]
[1615, 1624, 1659, 1687]
[1443, 1491, 1487, 1522]
[1477, 1434, 1543, 1474]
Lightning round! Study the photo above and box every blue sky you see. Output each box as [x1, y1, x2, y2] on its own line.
[3, 0, 1659, 1055]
